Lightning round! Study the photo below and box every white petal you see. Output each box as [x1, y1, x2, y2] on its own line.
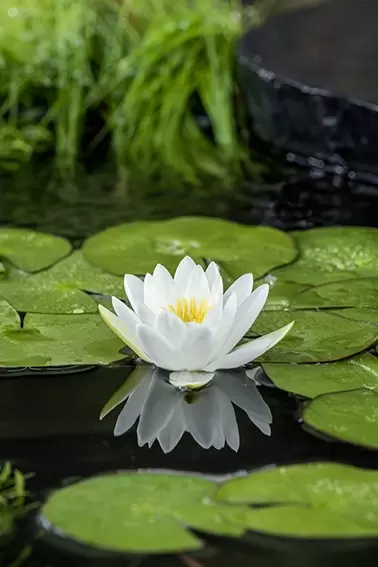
[98, 305, 150, 361]
[223, 273, 253, 307]
[202, 298, 223, 329]
[151, 264, 173, 299]
[137, 324, 184, 371]
[216, 284, 269, 358]
[154, 310, 187, 350]
[182, 324, 213, 370]
[169, 371, 214, 389]
[206, 321, 294, 371]
[183, 264, 212, 302]
[208, 293, 238, 360]
[137, 303, 156, 326]
[174, 256, 197, 291]
[112, 297, 139, 326]
[205, 262, 223, 301]
[143, 273, 167, 313]
[124, 274, 144, 314]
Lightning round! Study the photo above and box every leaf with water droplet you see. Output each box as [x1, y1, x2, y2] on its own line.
[303, 389, 378, 449]
[216, 462, 378, 538]
[274, 227, 378, 284]
[0, 228, 71, 272]
[253, 310, 378, 363]
[291, 278, 378, 309]
[263, 352, 378, 398]
[82, 217, 297, 278]
[39, 473, 253, 554]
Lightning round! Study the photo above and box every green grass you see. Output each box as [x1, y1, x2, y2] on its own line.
[0, 0, 263, 188]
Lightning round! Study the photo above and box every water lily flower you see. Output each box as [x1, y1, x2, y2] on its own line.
[99, 257, 293, 384]
[100, 366, 272, 453]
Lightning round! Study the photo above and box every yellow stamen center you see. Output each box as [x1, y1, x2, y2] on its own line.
[168, 297, 210, 323]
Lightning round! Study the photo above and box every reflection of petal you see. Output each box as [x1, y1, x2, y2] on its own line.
[114, 372, 154, 436]
[182, 389, 218, 449]
[157, 402, 186, 453]
[100, 365, 153, 420]
[215, 372, 272, 424]
[137, 376, 181, 447]
[214, 387, 240, 452]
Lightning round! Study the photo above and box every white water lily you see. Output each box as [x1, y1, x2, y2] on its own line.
[99, 256, 293, 383]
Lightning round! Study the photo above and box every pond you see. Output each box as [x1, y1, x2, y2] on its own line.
[1, 0, 378, 565]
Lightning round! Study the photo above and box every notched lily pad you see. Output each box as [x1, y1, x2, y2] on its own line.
[253, 310, 378, 363]
[0, 313, 125, 366]
[262, 353, 378, 398]
[82, 217, 297, 278]
[0, 228, 71, 272]
[303, 389, 378, 449]
[0, 251, 124, 314]
[216, 462, 378, 538]
[40, 473, 251, 554]
[262, 280, 308, 310]
[292, 278, 378, 309]
[274, 227, 378, 284]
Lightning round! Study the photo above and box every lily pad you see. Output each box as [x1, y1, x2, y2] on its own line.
[303, 389, 378, 449]
[253, 310, 378, 363]
[40, 473, 251, 554]
[330, 308, 378, 327]
[0, 228, 71, 272]
[0, 313, 125, 366]
[274, 227, 378, 284]
[262, 280, 308, 310]
[0, 251, 124, 314]
[262, 353, 378, 398]
[82, 217, 297, 278]
[216, 462, 378, 538]
[291, 278, 378, 309]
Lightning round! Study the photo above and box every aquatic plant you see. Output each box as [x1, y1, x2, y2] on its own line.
[0, 0, 263, 188]
[99, 256, 293, 383]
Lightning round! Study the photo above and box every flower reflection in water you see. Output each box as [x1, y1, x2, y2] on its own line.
[100, 366, 272, 453]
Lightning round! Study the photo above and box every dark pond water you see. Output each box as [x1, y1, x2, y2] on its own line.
[1, 163, 378, 567]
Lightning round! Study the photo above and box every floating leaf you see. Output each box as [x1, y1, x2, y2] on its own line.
[82, 217, 297, 278]
[292, 278, 378, 309]
[216, 462, 378, 538]
[253, 310, 378, 363]
[0, 251, 124, 314]
[303, 389, 378, 449]
[274, 227, 378, 284]
[0, 228, 71, 272]
[40, 473, 251, 554]
[262, 280, 308, 310]
[0, 299, 20, 331]
[262, 353, 378, 398]
[331, 308, 378, 327]
[0, 313, 125, 366]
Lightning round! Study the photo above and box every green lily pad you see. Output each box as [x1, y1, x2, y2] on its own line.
[40, 473, 252, 554]
[253, 310, 378, 363]
[0, 313, 125, 366]
[0, 228, 71, 272]
[0, 251, 124, 314]
[82, 217, 297, 278]
[291, 278, 378, 309]
[0, 299, 20, 331]
[262, 353, 378, 398]
[303, 389, 378, 449]
[330, 308, 378, 327]
[262, 280, 308, 310]
[216, 462, 378, 538]
[274, 227, 378, 284]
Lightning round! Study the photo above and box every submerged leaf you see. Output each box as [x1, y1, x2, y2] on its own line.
[303, 389, 378, 449]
